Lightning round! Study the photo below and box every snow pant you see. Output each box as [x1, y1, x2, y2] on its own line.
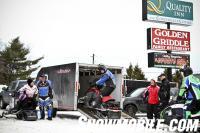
[100, 86, 115, 97]
[38, 97, 53, 119]
[147, 104, 159, 119]
[147, 104, 159, 128]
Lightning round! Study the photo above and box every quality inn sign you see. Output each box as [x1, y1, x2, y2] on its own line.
[143, 0, 193, 26]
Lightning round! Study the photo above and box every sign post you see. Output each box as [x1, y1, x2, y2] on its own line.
[166, 22, 172, 81]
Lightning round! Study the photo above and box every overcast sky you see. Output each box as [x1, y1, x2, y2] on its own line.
[0, 0, 199, 80]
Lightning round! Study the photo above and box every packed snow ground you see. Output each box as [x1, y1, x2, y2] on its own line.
[0, 110, 175, 133]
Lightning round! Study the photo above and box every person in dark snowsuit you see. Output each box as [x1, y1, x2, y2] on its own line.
[158, 73, 170, 111]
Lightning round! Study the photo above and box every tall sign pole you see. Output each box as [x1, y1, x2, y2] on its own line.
[166, 22, 172, 82]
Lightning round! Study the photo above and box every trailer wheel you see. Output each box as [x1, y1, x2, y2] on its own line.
[52, 108, 57, 118]
[0, 98, 7, 109]
[125, 105, 137, 117]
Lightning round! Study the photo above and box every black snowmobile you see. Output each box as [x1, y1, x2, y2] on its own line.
[0, 91, 38, 121]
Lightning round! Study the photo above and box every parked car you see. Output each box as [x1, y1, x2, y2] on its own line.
[123, 87, 179, 117]
[0, 85, 7, 93]
[0, 80, 58, 117]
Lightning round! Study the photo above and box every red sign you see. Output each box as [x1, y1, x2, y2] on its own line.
[147, 28, 190, 52]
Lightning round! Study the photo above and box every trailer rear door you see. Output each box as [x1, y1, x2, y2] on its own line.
[38, 63, 77, 110]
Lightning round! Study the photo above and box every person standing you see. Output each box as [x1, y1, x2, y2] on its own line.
[37, 74, 53, 120]
[144, 79, 160, 119]
[158, 73, 170, 110]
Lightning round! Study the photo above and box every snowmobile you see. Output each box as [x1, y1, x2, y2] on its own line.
[160, 100, 200, 125]
[79, 84, 121, 119]
[0, 92, 38, 121]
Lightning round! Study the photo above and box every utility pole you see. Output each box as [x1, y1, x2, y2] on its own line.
[91, 54, 95, 64]
[166, 22, 172, 82]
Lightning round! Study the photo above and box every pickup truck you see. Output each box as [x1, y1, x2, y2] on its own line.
[0, 80, 58, 117]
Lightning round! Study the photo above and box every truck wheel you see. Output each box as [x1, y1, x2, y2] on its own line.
[52, 108, 57, 117]
[125, 105, 137, 117]
[0, 98, 7, 109]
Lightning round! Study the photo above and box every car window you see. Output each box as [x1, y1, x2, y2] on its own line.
[170, 88, 179, 96]
[10, 82, 17, 90]
[16, 81, 27, 91]
[130, 88, 146, 97]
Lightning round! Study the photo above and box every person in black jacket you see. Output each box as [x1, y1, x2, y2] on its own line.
[158, 73, 170, 111]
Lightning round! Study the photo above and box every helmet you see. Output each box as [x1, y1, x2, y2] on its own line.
[98, 64, 107, 72]
[40, 73, 47, 77]
[180, 65, 193, 77]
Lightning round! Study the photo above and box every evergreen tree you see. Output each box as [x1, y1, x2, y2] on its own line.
[132, 64, 146, 80]
[0, 37, 43, 85]
[126, 63, 146, 80]
[0, 57, 7, 84]
[126, 63, 134, 79]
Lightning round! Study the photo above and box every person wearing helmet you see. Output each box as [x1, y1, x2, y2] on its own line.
[95, 64, 116, 97]
[36, 74, 53, 120]
[177, 65, 200, 119]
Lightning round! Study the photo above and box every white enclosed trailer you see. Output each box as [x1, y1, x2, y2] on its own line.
[37, 63, 125, 111]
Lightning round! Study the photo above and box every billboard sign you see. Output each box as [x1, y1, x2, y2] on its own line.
[147, 28, 190, 52]
[142, 0, 193, 26]
[148, 52, 190, 68]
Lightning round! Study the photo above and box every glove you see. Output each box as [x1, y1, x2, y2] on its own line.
[49, 94, 53, 99]
[90, 82, 97, 87]
[177, 96, 183, 101]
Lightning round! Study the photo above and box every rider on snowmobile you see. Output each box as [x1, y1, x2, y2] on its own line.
[177, 65, 200, 119]
[94, 64, 116, 97]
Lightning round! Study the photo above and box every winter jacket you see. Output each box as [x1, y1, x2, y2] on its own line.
[19, 84, 38, 101]
[179, 75, 200, 100]
[145, 85, 160, 104]
[37, 80, 53, 99]
[159, 78, 170, 102]
[96, 70, 116, 88]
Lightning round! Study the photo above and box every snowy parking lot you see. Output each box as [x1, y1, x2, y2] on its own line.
[0, 110, 176, 133]
[0, 111, 82, 133]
